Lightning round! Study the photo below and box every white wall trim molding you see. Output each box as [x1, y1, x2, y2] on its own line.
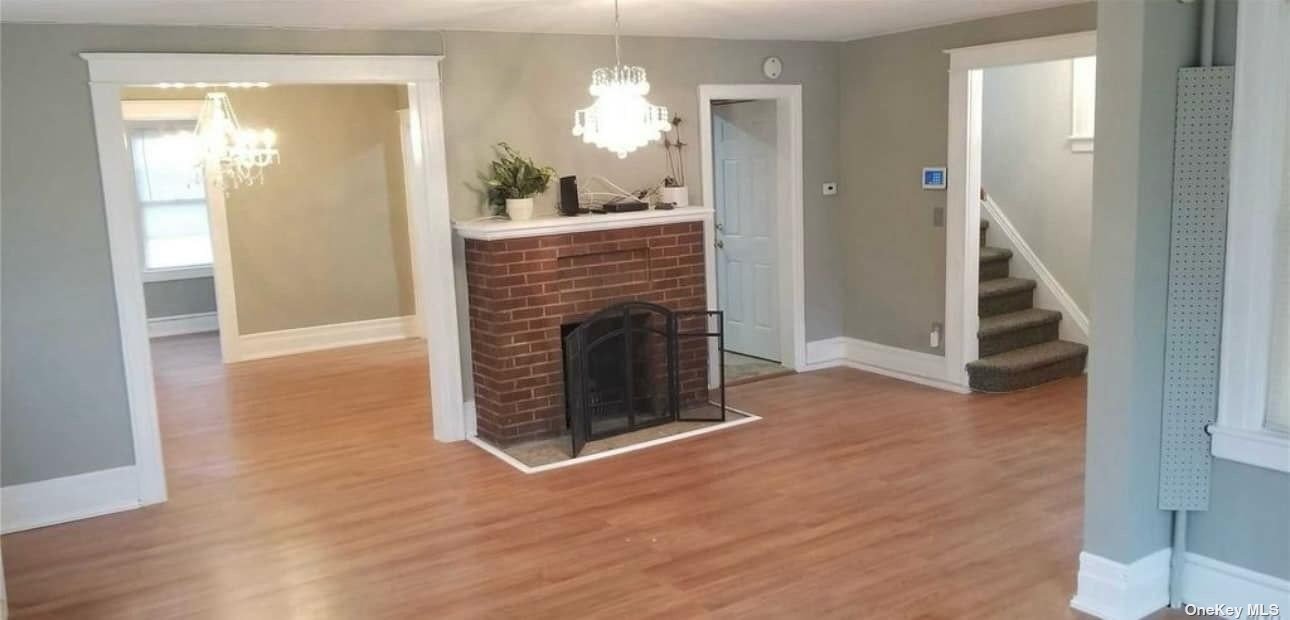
[1213, 0, 1290, 474]
[944, 31, 1097, 393]
[141, 265, 214, 283]
[698, 84, 806, 381]
[82, 53, 443, 84]
[120, 98, 204, 122]
[84, 53, 467, 516]
[1, 466, 142, 535]
[1180, 553, 1290, 618]
[236, 316, 417, 362]
[1070, 548, 1172, 620]
[945, 31, 1097, 72]
[980, 194, 1090, 343]
[463, 400, 478, 438]
[148, 311, 219, 339]
[1210, 425, 1290, 474]
[467, 406, 761, 475]
[454, 206, 714, 241]
[803, 337, 970, 394]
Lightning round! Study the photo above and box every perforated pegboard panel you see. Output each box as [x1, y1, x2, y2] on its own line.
[1159, 67, 1235, 511]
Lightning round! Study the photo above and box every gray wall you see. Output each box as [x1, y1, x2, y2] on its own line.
[1080, 0, 1192, 565]
[837, 3, 1097, 354]
[1190, 460, 1290, 579]
[982, 59, 1093, 315]
[438, 30, 844, 342]
[144, 278, 216, 318]
[0, 24, 447, 486]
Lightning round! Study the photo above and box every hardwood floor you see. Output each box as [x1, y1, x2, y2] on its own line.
[3, 333, 1130, 618]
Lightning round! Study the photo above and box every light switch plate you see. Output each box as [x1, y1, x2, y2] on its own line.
[822, 182, 838, 196]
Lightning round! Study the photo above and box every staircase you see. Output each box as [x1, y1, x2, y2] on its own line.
[966, 220, 1088, 392]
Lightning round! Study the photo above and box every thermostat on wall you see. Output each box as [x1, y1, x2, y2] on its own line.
[922, 167, 947, 190]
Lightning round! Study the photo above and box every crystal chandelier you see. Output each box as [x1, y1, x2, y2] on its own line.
[572, 0, 670, 159]
[194, 92, 279, 192]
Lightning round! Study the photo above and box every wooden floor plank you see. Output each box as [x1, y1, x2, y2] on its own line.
[1, 333, 1172, 618]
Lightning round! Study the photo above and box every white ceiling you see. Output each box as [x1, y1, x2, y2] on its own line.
[0, 0, 1083, 42]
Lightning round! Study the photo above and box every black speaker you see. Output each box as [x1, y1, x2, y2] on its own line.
[558, 176, 580, 216]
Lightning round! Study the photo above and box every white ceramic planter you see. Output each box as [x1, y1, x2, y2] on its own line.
[660, 186, 689, 208]
[506, 197, 535, 221]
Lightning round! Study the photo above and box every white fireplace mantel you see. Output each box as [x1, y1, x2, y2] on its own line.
[453, 206, 713, 241]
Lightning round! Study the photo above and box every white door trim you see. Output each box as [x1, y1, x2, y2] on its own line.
[698, 84, 806, 379]
[83, 53, 467, 512]
[396, 108, 427, 338]
[943, 31, 1097, 389]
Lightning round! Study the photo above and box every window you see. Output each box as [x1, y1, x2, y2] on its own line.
[121, 98, 214, 282]
[1068, 56, 1095, 152]
[1213, 0, 1290, 473]
[1264, 116, 1290, 434]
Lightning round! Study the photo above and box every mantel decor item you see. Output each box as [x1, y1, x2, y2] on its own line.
[571, 0, 671, 159]
[660, 116, 689, 207]
[484, 142, 556, 221]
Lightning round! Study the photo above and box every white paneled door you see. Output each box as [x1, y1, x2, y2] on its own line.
[713, 101, 780, 362]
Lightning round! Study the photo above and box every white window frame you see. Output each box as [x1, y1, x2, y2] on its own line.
[121, 99, 215, 283]
[1213, 0, 1290, 473]
[1068, 55, 1095, 153]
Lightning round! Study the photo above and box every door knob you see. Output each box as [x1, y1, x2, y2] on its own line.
[715, 222, 724, 232]
[715, 239, 725, 249]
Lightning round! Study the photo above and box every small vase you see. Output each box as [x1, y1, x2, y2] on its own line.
[506, 197, 535, 221]
[660, 186, 689, 208]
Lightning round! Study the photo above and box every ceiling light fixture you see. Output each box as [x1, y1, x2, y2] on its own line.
[194, 92, 279, 192]
[571, 0, 670, 159]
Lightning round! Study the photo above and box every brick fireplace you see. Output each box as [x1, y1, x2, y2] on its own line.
[461, 215, 711, 445]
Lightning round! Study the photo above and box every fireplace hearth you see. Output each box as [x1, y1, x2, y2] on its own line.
[563, 302, 726, 456]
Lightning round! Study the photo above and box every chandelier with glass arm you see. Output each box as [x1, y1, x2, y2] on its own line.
[571, 0, 670, 159]
[194, 92, 279, 192]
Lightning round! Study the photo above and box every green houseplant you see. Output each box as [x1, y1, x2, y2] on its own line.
[484, 142, 556, 220]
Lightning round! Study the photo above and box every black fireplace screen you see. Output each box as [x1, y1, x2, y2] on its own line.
[562, 302, 725, 457]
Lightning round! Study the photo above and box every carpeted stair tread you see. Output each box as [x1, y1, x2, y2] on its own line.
[980, 246, 1013, 264]
[979, 277, 1035, 299]
[967, 340, 1087, 373]
[978, 308, 1062, 337]
[966, 340, 1087, 392]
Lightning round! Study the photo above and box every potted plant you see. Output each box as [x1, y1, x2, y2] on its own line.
[484, 142, 556, 221]
[660, 116, 689, 208]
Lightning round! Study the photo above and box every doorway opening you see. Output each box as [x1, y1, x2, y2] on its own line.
[84, 54, 466, 512]
[943, 32, 1096, 392]
[119, 82, 432, 521]
[698, 85, 806, 386]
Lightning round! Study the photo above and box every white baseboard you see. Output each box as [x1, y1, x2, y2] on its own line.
[803, 336, 969, 394]
[1071, 548, 1172, 620]
[1181, 553, 1289, 618]
[981, 196, 1090, 344]
[1, 466, 142, 534]
[236, 315, 418, 361]
[463, 400, 478, 438]
[147, 311, 218, 338]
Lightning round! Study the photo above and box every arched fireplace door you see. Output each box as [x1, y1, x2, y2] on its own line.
[562, 302, 726, 456]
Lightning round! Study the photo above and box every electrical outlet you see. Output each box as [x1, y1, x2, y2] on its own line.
[930, 322, 943, 349]
[822, 182, 838, 196]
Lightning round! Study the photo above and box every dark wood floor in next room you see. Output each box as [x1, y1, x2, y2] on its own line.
[3, 332, 1167, 619]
